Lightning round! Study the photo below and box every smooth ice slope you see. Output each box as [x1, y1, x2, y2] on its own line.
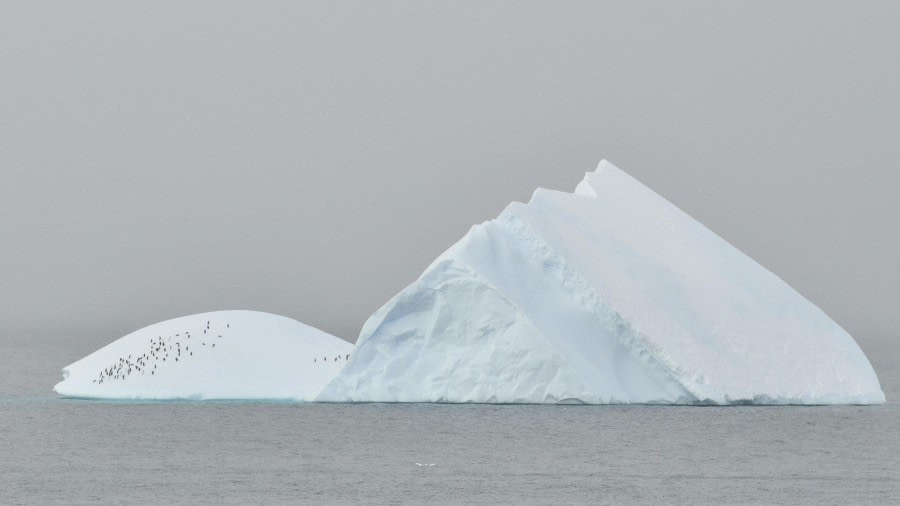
[54, 310, 352, 400]
[320, 161, 884, 405]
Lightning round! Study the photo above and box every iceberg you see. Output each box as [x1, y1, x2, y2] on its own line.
[53, 310, 352, 400]
[55, 161, 884, 405]
[318, 161, 884, 404]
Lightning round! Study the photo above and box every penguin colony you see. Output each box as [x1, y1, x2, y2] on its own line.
[91, 320, 350, 384]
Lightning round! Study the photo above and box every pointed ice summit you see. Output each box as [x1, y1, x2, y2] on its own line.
[319, 161, 884, 404]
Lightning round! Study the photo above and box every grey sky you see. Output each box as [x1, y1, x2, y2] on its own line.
[1, 1, 898, 341]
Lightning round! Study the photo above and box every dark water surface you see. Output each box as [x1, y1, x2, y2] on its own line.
[1, 330, 898, 504]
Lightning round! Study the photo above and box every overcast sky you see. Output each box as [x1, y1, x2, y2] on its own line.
[1, 2, 898, 341]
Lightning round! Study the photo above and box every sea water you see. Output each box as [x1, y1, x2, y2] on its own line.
[1, 329, 898, 504]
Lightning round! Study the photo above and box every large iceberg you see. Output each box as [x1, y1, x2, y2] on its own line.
[54, 310, 352, 400]
[318, 161, 884, 404]
[55, 161, 884, 405]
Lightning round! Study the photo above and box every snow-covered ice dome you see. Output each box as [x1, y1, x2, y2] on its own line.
[318, 160, 885, 405]
[54, 310, 352, 400]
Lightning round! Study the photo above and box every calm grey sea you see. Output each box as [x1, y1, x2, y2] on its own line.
[1, 330, 898, 505]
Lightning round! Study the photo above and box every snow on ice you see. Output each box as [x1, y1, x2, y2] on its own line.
[53, 310, 351, 400]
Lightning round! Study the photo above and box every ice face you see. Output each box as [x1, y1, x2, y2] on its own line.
[54, 310, 352, 401]
[320, 161, 885, 405]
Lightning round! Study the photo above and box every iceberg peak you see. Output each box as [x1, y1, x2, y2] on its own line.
[320, 160, 884, 405]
